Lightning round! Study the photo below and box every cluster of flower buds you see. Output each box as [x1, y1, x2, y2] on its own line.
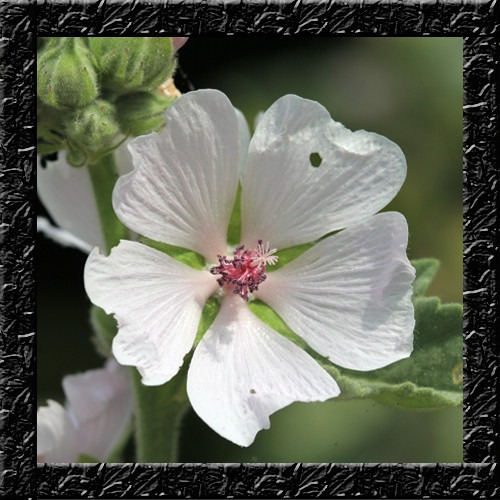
[37, 37, 179, 166]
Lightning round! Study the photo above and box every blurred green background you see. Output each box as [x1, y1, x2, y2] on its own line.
[37, 37, 463, 462]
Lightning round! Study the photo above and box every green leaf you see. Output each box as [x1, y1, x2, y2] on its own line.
[249, 258, 463, 410]
[227, 184, 241, 246]
[141, 237, 205, 270]
[411, 258, 440, 298]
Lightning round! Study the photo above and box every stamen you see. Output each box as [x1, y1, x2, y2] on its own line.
[210, 241, 278, 301]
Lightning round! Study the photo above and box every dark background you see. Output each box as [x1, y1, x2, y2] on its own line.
[38, 37, 462, 462]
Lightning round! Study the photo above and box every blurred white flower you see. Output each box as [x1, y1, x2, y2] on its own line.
[84, 90, 415, 446]
[37, 143, 134, 252]
[37, 359, 132, 463]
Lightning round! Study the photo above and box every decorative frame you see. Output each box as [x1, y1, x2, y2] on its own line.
[0, 0, 497, 498]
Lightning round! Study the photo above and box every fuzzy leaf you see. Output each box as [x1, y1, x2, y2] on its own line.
[411, 258, 440, 298]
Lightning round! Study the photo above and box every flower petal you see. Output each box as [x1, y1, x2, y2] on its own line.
[113, 90, 241, 262]
[37, 361, 134, 463]
[241, 95, 406, 249]
[62, 359, 130, 425]
[37, 216, 93, 253]
[256, 212, 415, 371]
[37, 144, 134, 251]
[235, 108, 251, 180]
[187, 295, 339, 447]
[84, 241, 217, 385]
[37, 152, 104, 249]
[37, 400, 78, 462]
[66, 361, 133, 461]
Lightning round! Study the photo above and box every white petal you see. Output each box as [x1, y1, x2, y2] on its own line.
[256, 212, 415, 371]
[66, 361, 133, 461]
[37, 152, 104, 249]
[37, 400, 77, 462]
[62, 358, 131, 425]
[37, 361, 134, 463]
[113, 90, 241, 262]
[84, 241, 217, 385]
[235, 108, 251, 180]
[37, 216, 93, 253]
[241, 95, 406, 249]
[187, 295, 339, 447]
[113, 139, 135, 176]
[37, 143, 134, 251]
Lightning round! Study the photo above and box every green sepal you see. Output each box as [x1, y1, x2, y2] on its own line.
[37, 141, 62, 155]
[194, 297, 221, 345]
[140, 237, 206, 270]
[37, 38, 99, 111]
[88, 37, 175, 93]
[227, 184, 242, 246]
[116, 91, 175, 136]
[64, 99, 121, 162]
[90, 305, 117, 356]
[272, 242, 315, 271]
[249, 299, 306, 348]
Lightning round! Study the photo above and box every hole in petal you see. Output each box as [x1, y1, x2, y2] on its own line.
[250, 389, 256, 394]
[309, 152, 322, 168]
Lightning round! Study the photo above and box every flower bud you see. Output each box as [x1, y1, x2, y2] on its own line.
[66, 143, 87, 167]
[65, 100, 120, 158]
[116, 91, 175, 136]
[37, 38, 99, 110]
[88, 37, 174, 93]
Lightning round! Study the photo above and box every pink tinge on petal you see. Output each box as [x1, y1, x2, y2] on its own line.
[172, 37, 188, 51]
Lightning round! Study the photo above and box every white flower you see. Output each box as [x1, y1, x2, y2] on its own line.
[37, 143, 135, 252]
[37, 112, 249, 253]
[84, 90, 415, 446]
[37, 359, 133, 463]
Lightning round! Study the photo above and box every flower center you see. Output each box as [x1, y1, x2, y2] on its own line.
[210, 240, 278, 301]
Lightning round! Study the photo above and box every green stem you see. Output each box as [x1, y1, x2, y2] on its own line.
[87, 154, 129, 253]
[131, 366, 189, 462]
[87, 152, 189, 462]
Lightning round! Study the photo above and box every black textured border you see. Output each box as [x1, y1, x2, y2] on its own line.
[0, 0, 498, 498]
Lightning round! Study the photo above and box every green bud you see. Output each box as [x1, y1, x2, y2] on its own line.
[88, 37, 174, 92]
[38, 38, 99, 110]
[116, 91, 175, 136]
[66, 143, 87, 167]
[65, 99, 121, 158]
